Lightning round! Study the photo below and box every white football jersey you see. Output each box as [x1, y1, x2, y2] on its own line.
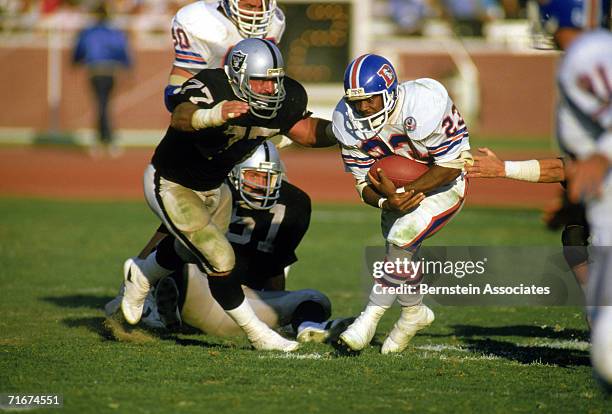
[332, 78, 471, 183]
[171, 0, 286, 71]
[557, 30, 612, 230]
[556, 30, 612, 162]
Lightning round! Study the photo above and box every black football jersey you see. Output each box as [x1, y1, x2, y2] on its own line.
[152, 69, 310, 191]
[227, 181, 311, 290]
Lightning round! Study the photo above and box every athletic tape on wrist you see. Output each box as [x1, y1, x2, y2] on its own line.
[504, 160, 540, 182]
[191, 100, 226, 130]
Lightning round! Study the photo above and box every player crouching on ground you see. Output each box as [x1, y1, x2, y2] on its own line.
[331, 54, 473, 354]
[118, 38, 337, 352]
[106, 142, 351, 341]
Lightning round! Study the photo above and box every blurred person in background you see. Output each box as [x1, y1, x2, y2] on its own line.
[73, 2, 131, 157]
[532, 0, 611, 389]
[388, 0, 432, 35]
[436, 0, 504, 36]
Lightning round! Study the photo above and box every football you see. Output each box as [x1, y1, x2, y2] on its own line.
[367, 155, 429, 188]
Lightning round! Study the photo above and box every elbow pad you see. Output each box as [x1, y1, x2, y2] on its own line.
[164, 84, 182, 112]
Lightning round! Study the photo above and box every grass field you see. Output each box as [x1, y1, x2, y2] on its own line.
[0, 197, 608, 413]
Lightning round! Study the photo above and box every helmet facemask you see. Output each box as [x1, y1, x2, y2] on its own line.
[239, 71, 286, 119]
[224, 0, 277, 38]
[344, 88, 398, 139]
[232, 162, 283, 210]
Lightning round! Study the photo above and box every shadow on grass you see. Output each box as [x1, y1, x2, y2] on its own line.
[424, 324, 589, 341]
[42, 294, 114, 310]
[62, 316, 233, 349]
[63, 316, 116, 340]
[419, 324, 590, 367]
[463, 338, 590, 368]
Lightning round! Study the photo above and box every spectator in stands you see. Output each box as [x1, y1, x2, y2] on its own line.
[437, 0, 504, 36]
[72, 2, 131, 157]
[389, 0, 432, 35]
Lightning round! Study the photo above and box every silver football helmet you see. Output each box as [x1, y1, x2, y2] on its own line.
[229, 141, 284, 210]
[224, 38, 286, 119]
[222, 0, 278, 38]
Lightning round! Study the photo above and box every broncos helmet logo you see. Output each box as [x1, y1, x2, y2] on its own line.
[377, 64, 395, 88]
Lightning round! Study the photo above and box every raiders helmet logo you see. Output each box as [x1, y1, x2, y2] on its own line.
[404, 116, 417, 132]
[377, 64, 395, 88]
[231, 51, 247, 72]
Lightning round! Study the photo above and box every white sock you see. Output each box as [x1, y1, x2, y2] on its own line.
[367, 283, 397, 309]
[362, 304, 387, 322]
[137, 253, 173, 285]
[226, 298, 269, 340]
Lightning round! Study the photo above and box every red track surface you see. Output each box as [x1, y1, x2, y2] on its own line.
[0, 147, 561, 208]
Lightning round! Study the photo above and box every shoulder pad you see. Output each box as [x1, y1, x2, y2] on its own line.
[175, 1, 230, 44]
[400, 78, 450, 141]
[331, 100, 361, 147]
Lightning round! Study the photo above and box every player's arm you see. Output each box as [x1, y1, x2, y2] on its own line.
[401, 165, 461, 194]
[286, 117, 337, 148]
[466, 147, 566, 183]
[170, 101, 249, 131]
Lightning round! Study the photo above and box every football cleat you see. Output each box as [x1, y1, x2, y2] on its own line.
[381, 305, 435, 355]
[251, 329, 300, 352]
[140, 292, 166, 329]
[155, 276, 182, 331]
[246, 319, 299, 352]
[297, 317, 356, 344]
[121, 258, 151, 325]
[338, 311, 382, 351]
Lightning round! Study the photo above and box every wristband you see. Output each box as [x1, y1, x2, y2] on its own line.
[191, 100, 226, 130]
[395, 187, 406, 194]
[377, 198, 387, 209]
[504, 160, 540, 182]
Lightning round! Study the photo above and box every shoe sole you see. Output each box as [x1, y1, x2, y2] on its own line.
[156, 277, 182, 331]
[297, 327, 328, 343]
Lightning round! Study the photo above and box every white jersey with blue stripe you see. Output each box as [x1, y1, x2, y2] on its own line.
[332, 78, 471, 183]
[171, 0, 285, 71]
[557, 30, 612, 230]
[557, 30, 612, 161]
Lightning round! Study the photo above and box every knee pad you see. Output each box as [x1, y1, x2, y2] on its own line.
[562, 225, 589, 268]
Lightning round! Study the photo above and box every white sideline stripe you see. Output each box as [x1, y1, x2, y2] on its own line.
[416, 344, 469, 353]
[258, 352, 327, 360]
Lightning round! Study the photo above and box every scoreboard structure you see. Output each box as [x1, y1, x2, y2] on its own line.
[278, 0, 368, 83]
